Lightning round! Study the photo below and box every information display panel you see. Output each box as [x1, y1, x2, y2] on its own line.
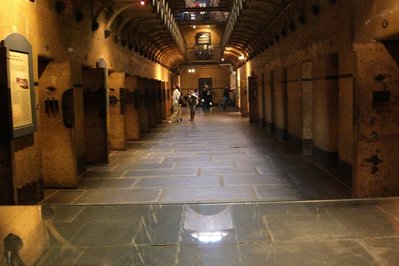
[0, 33, 37, 139]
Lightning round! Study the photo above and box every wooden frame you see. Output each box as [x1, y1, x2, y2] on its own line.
[0, 33, 37, 139]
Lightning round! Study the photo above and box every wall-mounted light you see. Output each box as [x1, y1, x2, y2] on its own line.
[191, 25, 197, 29]
[188, 68, 195, 73]
[140, 0, 145, 6]
[238, 55, 245, 61]
[221, 58, 225, 61]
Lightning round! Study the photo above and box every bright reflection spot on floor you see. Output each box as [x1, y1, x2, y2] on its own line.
[191, 231, 228, 243]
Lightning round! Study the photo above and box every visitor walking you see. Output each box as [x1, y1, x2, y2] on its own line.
[223, 84, 234, 111]
[187, 89, 199, 121]
[169, 85, 182, 123]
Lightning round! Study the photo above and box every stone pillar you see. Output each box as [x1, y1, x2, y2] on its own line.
[353, 42, 399, 197]
[38, 60, 78, 188]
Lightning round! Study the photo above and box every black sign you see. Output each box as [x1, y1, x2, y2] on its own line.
[195, 32, 211, 45]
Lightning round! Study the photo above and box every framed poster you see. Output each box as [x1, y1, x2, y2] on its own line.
[195, 32, 211, 45]
[0, 33, 37, 139]
[9, 51, 33, 128]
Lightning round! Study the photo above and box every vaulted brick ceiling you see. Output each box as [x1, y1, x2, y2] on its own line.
[97, 0, 336, 71]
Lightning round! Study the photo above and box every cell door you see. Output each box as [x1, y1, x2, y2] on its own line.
[82, 68, 109, 164]
[248, 76, 258, 123]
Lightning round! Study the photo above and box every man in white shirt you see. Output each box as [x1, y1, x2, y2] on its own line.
[169, 85, 182, 123]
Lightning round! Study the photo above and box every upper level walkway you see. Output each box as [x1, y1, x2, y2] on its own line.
[41, 108, 351, 205]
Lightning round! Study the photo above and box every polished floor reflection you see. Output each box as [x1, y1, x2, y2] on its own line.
[1, 199, 399, 265]
[42, 110, 350, 204]
[21, 109, 367, 265]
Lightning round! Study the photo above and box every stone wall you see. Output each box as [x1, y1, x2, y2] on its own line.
[352, 0, 399, 197]
[180, 66, 230, 106]
[240, 0, 399, 197]
[240, 0, 355, 186]
[0, 0, 174, 204]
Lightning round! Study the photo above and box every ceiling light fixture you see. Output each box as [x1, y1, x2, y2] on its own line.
[140, 0, 145, 6]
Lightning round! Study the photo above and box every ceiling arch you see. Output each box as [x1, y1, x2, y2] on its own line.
[84, 0, 338, 71]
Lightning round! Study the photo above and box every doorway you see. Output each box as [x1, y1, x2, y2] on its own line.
[302, 62, 313, 155]
[312, 54, 339, 169]
[198, 78, 212, 108]
[82, 68, 109, 164]
[248, 76, 258, 123]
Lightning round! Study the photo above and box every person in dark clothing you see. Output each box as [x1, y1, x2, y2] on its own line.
[187, 89, 199, 121]
[202, 84, 212, 111]
[223, 85, 234, 111]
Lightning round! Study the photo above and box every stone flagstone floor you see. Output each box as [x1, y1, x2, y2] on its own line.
[41, 109, 351, 205]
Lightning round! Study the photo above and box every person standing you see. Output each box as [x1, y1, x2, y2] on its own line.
[222, 84, 234, 111]
[202, 83, 211, 111]
[188, 89, 199, 121]
[169, 85, 182, 123]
